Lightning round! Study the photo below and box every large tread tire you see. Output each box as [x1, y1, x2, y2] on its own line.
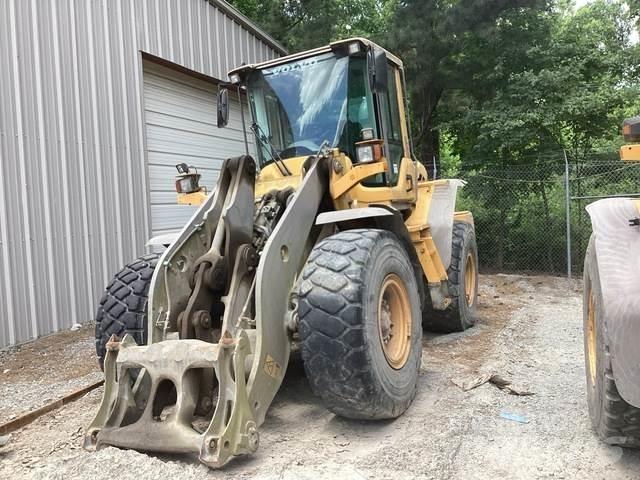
[95, 253, 160, 369]
[298, 229, 422, 420]
[584, 235, 640, 447]
[423, 221, 478, 333]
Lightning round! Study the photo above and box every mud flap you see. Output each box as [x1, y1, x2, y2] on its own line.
[586, 198, 640, 407]
[428, 180, 465, 270]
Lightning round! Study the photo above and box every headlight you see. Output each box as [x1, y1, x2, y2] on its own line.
[357, 145, 375, 163]
[175, 173, 201, 194]
[348, 41, 361, 55]
[355, 139, 384, 164]
[360, 128, 374, 141]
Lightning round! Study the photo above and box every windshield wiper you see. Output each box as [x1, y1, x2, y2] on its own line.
[250, 123, 292, 176]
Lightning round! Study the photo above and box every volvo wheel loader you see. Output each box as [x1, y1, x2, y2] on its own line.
[85, 38, 478, 468]
[583, 116, 640, 446]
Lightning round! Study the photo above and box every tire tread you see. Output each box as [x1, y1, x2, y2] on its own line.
[95, 253, 160, 368]
[423, 221, 477, 332]
[299, 229, 418, 419]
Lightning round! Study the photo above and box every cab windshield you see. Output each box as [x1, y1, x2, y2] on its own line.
[247, 52, 376, 164]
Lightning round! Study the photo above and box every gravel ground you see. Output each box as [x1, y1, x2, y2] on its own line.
[0, 324, 101, 424]
[1, 274, 640, 479]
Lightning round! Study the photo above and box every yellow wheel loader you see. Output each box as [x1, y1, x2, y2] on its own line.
[85, 38, 478, 468]
[583, 116, 640, 446]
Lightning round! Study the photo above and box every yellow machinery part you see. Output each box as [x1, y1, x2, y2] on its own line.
[620, 144, 640, 161]
[331, 161, 388, 199]
[404, 180, 452, 283]
[177, 190, 208, 206]
[255, 157, 306, 198]
[454, 211, 474, 226]
[330, 155, 417, 209]
[251, 152, 453, 285]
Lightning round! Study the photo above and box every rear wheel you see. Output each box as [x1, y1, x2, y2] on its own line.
[423, 221, 478, 333]
[95, 253, 160, 369]
[298, 229, 422, 419]
[584, 235, 640, 447]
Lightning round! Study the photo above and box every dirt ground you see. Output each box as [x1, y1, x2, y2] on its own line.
[2, 274, 640, 479]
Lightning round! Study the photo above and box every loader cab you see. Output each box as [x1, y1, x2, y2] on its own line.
[228, 38, 413, 187]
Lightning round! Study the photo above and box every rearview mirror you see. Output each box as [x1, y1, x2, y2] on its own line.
[217, 88, 229, 128]
[371, 47, 388, 93]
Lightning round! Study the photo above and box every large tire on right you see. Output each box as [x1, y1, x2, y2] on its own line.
[298, 229, 422, 420]
[95, 253, 160, 369]
[423, 221, 478, 333]
[583, 235, 640, 447]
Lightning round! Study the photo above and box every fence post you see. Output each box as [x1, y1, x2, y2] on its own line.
[564, 150, 572, 279]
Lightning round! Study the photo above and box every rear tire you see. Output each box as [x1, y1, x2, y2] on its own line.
[423, 221, 478, 333]
[584, 235, 640, 447]
[298, 229, 422, 419]
[95, 253, 160, 369]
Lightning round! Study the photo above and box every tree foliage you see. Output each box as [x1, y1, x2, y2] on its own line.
[442, 0, 640, 165]
[388, 0, 550, 168]
[227, 0, 396, 51]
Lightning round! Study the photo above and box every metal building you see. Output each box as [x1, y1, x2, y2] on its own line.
[0, 0, 285, 348]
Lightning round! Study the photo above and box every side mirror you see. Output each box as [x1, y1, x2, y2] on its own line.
[217, 88, 229, 128]
[370, 47, 389, 93]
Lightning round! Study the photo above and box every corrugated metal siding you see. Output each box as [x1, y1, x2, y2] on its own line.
[143, 61, 256, 235]
[0, 0, 281, 348]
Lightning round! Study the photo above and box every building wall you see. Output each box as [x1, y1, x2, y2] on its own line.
[0, 0, 284, 348]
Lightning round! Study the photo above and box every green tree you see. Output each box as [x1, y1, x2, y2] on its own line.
[388, 0, 549, 172]
[227, 0, 396, 51]
[447, 0, 638, 163]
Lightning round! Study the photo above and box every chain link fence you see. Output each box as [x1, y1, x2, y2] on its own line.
[446, 154, 640, 276]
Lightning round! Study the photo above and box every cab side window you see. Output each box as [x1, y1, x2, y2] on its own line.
[379, 64, 403, 184]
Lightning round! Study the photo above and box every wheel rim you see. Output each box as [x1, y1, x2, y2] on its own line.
[464, 252, 477, 306]
[378, 274, 412, 370]
[586, 289, 597, 387]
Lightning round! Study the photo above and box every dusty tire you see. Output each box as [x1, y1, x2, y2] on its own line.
[584, 235, 640, 447]
[95, 253, 160, 369]
[298, 229, 422, 419]
[423, 221, 478, 333]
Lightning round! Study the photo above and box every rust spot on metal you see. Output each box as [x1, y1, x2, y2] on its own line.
[220, 331, 235, 346]
[263, 355, 281, 378]
[106, 334, 121, 351]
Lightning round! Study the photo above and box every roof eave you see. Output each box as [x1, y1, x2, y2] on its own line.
[208, 0, 288, 56]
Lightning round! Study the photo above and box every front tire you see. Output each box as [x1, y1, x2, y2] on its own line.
[95, 253, 160, 369]
[584, 235, 640, 447]
[298, 229, 422, 419]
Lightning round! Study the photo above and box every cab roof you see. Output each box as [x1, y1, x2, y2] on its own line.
[228, 37, 403, 83]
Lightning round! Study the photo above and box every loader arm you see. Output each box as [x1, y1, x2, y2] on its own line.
[85, 155, 328, 467]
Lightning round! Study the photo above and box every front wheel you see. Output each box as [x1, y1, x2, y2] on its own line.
[298, 229, 422, 419]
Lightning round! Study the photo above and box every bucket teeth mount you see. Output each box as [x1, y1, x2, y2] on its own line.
[84, 331, 258, 468]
